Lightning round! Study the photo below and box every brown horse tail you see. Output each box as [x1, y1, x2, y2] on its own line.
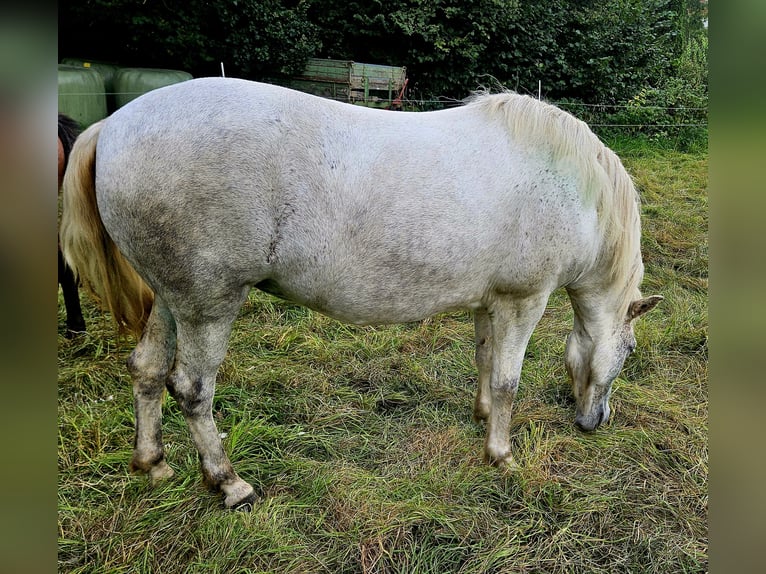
[59, 120, 154, 338]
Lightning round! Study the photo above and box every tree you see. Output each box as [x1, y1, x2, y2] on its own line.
[59, 0, 320, 79]
[305, 0, 692, 103]
[60, 0, 705, 104]
[305, 0, 526, 100]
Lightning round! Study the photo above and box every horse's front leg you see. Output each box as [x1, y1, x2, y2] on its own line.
[473, 308, 492, 421]
[127, 298, 176, 482]
[483, 294, 549, 467]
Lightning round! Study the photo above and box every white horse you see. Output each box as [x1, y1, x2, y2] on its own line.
[60, 78, 661, 509]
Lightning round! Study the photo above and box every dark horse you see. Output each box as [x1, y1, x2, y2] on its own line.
[58, 113, 85, 336]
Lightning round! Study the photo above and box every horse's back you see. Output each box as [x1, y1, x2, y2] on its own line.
[95, 78, 602, 324]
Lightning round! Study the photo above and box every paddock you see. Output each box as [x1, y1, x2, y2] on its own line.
[57, 142, 707, 574]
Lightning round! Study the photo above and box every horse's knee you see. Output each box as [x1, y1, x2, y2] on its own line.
[490, 376, 519, 399]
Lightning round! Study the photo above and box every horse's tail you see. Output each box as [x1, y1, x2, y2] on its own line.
[59, 120, 154, 337]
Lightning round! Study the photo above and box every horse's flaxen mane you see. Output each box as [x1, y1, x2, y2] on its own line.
[468, 91, 642, 299]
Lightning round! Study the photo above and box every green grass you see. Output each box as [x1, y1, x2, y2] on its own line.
[58, 141, 707, 573]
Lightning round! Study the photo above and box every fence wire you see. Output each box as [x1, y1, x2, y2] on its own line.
[59, 89, 708, 130]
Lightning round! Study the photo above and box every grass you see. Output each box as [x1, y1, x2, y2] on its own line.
[58, 140, 707, 573]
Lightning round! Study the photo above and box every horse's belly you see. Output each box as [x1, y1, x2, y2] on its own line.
[263, 263, 486, 325]
[260, 203, 593, 325]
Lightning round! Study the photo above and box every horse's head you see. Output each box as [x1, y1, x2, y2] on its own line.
[565, 294, 663, 431]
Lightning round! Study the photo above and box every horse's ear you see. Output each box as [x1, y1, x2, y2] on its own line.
[628, 295, 663, 321]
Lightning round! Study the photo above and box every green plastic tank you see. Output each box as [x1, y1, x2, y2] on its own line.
[113, 68, 193, 108]
[57, 65, 107, 128]
[60, 58, 121, 112]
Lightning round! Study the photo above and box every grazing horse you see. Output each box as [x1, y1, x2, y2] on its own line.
[60, 78, 662, 509]
[58, 113, 86, 336]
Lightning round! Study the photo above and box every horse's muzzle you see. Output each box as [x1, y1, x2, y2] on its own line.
[574, 404, 608, 432]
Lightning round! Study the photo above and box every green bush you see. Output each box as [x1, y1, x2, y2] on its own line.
[601, 31, 707, 151]
[555, 26, 707, 152]
[61, 1, 707, 110]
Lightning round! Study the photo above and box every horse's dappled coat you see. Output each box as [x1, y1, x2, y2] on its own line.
[60, 78, 661, 509]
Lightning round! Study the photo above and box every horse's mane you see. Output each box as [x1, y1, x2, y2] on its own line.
[467, 91, 642, 299]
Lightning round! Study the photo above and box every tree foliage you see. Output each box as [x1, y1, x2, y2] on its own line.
[59, 0, 707, 104]
[59, 0, 320, 78]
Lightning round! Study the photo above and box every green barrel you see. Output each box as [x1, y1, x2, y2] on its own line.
[57, 65, 107, 128]
[113, 68, 193, 108]
[60, 58, 121, 112]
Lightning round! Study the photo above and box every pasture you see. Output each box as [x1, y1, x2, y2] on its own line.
[58, 140, 707, 573]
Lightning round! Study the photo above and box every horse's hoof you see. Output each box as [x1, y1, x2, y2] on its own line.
[483, 449, 520, 471]
[229, 491, 258, 512]
[129, 456, 174, 484]
[495, 456, 521, 472]
[64, 327, 87, 339]
[148, 461, 175, 484]
[223, 482, 257, 511]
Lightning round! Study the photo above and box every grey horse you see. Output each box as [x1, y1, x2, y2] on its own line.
[61, 78, 661, 509]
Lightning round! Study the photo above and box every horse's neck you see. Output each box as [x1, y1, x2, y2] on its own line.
[567, 265, 641, 339]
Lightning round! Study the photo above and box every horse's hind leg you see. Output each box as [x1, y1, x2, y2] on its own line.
[483, 293, 549, 467]
[166, 291, 255, 509]
[473, 308, 492, 422]
[127, 297, 176, 482]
